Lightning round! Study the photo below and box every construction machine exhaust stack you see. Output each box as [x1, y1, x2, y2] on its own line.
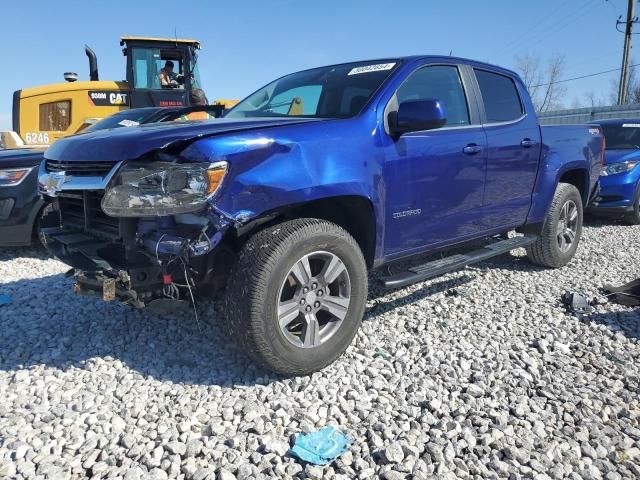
[85, 46, 99, 81]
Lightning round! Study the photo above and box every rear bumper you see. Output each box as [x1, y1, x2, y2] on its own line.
[0, 170, 44, 246]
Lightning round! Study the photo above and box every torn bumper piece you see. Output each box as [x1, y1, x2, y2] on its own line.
[74, 271, 144, 308]
[44, 228, 164, 308]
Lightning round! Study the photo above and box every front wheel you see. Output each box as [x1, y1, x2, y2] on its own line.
[526, 182, 583, 268]
[224, 219, 368, 376]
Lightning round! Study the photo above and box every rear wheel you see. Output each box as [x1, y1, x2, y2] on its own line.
[224, 218, 367, 376]
[526, 182, 583, 268]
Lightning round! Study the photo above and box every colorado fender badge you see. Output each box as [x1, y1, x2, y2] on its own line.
[393, 209, 422, 219]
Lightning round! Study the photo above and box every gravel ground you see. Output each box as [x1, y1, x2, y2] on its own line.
[1, 219, 639, 480]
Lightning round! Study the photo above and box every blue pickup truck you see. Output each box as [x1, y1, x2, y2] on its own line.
[39, 56, 603, 375]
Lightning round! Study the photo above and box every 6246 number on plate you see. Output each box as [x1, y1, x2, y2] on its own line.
[24, 132, 50, 144]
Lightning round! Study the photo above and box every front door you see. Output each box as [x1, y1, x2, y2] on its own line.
[383, 64, 488, 258]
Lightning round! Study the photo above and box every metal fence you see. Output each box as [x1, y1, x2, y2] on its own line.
[537, 104, 640, 125]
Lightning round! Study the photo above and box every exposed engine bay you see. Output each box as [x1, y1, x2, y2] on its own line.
[40, 157, 235, 312]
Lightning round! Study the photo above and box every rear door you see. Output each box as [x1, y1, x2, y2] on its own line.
[472, 69, 541, 229]
[382, 63, 488, 257]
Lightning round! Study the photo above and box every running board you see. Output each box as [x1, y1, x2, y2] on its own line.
[380, 234, 538, 289]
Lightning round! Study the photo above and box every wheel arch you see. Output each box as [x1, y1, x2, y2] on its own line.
[233, 195, 377, 268]
[558, 167, 590, 206]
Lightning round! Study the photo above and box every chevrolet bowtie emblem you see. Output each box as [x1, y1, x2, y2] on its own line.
[44, 171, 69, 196]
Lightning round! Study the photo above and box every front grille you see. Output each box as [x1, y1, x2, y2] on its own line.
[46, 159, 117, 177]
[57, 192, 119, 238]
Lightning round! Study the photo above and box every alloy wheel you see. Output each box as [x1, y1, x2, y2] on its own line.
[277, 251, 351, 348]
[556, 199, 579, 252]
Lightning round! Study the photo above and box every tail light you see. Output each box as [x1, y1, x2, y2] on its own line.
[600, 130, 606, 166]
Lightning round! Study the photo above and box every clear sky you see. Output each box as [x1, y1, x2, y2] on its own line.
[0, 0, 632, 130]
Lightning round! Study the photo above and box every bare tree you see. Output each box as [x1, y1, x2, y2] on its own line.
[583, 91, 606, 108]
[609, 62, 640, 105]
[514, 53, 567, 112]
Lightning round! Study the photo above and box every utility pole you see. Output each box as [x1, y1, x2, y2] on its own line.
[617, 0, 638, 105]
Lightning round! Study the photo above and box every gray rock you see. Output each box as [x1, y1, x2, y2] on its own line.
[165, 441, 187, 456]
[383, 443, 405, 464]
[217, 469, 237, 480]
[0, 462, 17, 478]
[145, 468, 169, 480]
[193, 467, 216, 480]
[185, 439, 203, 458]
[383, 470, 406, 480]
[305, 464, 325, 480]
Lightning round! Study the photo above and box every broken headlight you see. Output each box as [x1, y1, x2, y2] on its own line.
[101, 161, 228, 217]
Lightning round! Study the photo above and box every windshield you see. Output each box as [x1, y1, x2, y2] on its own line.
[85, 109, 162, 132]
[226, 60, 401, 119]
[601, 123, 640, 150]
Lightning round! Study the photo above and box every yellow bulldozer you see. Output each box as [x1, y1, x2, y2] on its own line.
[1, 36, 237, 149]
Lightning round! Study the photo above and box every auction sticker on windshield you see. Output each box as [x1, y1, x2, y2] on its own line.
[118, 119, 140, 127]
[348, 63, 396, 75]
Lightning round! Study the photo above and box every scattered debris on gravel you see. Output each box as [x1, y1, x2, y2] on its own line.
[1, 219, 639, 479]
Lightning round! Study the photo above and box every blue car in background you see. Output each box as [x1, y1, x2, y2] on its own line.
[589, 119, 640, 224]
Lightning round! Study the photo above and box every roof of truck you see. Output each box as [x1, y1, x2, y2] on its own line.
[304, 55, 520, 79]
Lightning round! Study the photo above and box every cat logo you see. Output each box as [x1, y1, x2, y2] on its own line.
[109, 93, 128, 105]
[88, 90, 130, 107]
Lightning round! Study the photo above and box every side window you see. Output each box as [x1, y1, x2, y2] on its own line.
[396, 65, 469, 127]
[39, 101, 71, 131]
[268, 85, 322, 115]
[133, 48, 161, 89]
[474, 69, 523, 123]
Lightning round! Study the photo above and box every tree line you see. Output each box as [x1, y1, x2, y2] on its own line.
[513, 54, 640, 111]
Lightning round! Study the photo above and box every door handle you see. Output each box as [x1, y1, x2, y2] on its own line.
[463, 143, 483, 155]
[520, 138, 537, 148]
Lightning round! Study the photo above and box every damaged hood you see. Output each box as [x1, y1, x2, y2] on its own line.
[45, 117, 324, 162]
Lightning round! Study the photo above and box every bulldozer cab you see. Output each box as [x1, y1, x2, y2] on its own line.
[5, 35, 222, 149]
[121, 36, 202, 108]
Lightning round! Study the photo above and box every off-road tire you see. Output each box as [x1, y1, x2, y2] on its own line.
[224, 218, 368, 376]
[526, 182, 583, 268]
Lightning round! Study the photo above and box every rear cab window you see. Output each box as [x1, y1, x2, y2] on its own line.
[474, 69, 523, 123]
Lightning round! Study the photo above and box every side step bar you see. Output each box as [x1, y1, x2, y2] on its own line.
[380, 234, 538, 289]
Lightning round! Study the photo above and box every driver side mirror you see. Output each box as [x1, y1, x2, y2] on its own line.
[388, 99, 447, 136]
